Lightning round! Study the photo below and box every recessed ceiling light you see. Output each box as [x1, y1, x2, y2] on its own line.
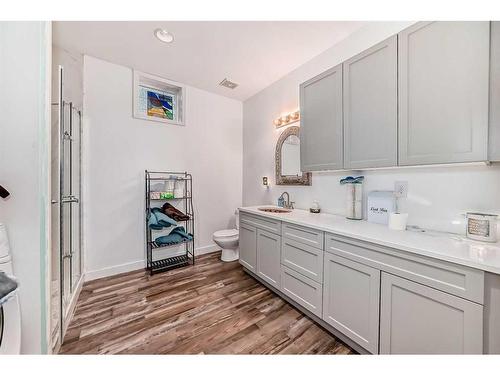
[154, 28, 174, 44]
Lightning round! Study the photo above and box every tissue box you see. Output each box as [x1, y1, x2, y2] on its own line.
[367, 191, 396, 225]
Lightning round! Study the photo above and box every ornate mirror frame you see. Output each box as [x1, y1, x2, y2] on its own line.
[275, 126, 311, 186]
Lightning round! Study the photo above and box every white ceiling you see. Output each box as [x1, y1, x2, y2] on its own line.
[53, 21, 366, 101]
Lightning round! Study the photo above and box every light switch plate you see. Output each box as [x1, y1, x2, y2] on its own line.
[394, 181, 408, 198]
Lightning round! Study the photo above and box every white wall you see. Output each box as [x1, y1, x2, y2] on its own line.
[0, 21, 51, 354]
[83, 56, 242, 279]
[243, 21, 500, 235]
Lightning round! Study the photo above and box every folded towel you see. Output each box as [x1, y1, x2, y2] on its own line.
[161, 202, 190, 222]
[154, 226, 193, 246]
[0, 272, 18, 306]
[339, 176, 364, 185]
[148, 207, 178, 230]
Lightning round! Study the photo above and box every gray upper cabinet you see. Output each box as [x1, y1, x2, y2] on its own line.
[300, 64, 343, 171]
[489, 21, 500, 161]
[239, 223, 257, 272]
[343, 36, 398, 169]
[398, 21, 490, 165]
[380, 272, 483, 354]
[256, 229, 281, 289]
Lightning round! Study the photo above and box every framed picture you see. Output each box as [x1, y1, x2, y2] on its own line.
[133, 70, 185, 126]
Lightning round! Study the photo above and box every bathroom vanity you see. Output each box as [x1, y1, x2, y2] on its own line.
[238, 206, 500, 354]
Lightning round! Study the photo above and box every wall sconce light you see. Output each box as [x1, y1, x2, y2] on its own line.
[274, 110, 300, 129]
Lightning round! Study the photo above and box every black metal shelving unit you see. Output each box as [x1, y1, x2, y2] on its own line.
[145, 170, 194, 275]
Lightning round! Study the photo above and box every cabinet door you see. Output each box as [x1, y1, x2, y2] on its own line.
[239, 223, 257, 272]
[489, 21, 500, 161]
[343, 36, 397, 169]
[398, 21, 489, 165]
[323, 253, 380, 353]
[256, 229, 281, 289]
[300, 64, 343, 171]
[380, 272, 483, 354]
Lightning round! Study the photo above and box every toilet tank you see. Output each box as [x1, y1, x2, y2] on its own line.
[235, 210, 239, 229]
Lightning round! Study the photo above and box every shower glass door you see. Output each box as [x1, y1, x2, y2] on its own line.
[50, 65, 82, 350]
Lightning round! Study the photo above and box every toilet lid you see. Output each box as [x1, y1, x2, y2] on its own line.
[214, 229, 238, 238]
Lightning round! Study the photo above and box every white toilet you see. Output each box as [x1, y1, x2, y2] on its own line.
[213, 210, 239, 262]
[0, 223, 21, 354]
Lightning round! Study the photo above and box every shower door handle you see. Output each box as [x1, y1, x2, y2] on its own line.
[61, 195, 79, 203]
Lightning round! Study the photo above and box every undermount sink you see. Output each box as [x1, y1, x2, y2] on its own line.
[258, 207, 292, 213]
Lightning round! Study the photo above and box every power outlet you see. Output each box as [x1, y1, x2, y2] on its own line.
[394, 181, 408, 198]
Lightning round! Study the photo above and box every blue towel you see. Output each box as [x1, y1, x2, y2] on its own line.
[154, 226, 193, 246]
[149, 208, 178, 230]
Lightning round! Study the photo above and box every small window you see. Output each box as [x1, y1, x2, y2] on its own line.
[133, 70, 185, 126]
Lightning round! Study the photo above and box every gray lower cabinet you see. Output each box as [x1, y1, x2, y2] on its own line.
[300, 64, 343, 171]
[239, 223, 257, 272]
[380, 272, 483, 354]
[343, 35, 397, 169]
[256, 229, 281, 289]
[281, 265, 322, 317]
[489, 21, 500, 161]
[398, 21, 490, 165]
[323, 252, 381, 353]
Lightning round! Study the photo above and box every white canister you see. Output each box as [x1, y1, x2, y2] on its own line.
[174, 188, 184, 198]
[466, 213, 498, 242]
[388, 213, 409, 231]
[346, 184, 363, 220]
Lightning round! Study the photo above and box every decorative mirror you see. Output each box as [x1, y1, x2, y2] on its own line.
[275, 126, 311, 185]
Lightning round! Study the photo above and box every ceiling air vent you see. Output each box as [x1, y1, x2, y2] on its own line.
[219, 78, 239, 89]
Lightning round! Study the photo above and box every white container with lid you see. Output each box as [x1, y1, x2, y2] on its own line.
[367, 191, 396, 225]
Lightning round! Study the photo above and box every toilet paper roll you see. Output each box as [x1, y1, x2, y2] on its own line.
[0, 223, 11, 258]
[388, 213, 409, 231]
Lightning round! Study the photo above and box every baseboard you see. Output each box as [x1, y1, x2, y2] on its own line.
[85, 259, 145, 281]
[84, 245, 220, 281]
[195, 244, 220, 256]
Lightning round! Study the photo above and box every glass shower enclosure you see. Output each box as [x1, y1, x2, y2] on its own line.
[50, 65, 83, 351]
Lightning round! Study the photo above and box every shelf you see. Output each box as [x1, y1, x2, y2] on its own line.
[148, 177, 191, 181]
[146, 170, 194, 275]
[149, 197, 191, 201]
[149, 255, 190, 274]
[149, 237, 194, 250]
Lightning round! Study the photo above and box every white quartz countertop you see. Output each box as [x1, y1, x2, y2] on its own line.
[239, 206, 500, 274]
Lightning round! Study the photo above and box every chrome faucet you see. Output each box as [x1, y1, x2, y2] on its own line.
[278, 192, 295, 209]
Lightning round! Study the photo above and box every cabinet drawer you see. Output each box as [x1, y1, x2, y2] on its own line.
[239, 212, 281, 235]
[281, 222, 324, 249]
[325, 233, 484, 304]
[281, 238, 323, 283]
[281, 266, 322, 317]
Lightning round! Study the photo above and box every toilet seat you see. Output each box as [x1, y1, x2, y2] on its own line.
[213, 229, 238, 239]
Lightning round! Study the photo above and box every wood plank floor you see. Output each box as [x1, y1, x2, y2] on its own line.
[59, 252, 354, 354]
